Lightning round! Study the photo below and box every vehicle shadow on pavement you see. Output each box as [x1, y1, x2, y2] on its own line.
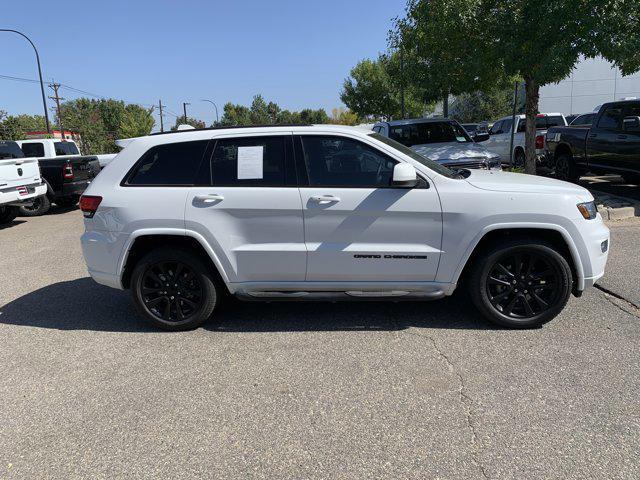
[0, 277, 497, 333]
[0, 220, 26, 230]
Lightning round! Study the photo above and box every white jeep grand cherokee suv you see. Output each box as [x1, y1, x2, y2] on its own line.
[80, 125, 609, 331]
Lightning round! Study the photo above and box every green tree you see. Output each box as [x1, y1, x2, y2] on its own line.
[450, 87, 524, 123]
[330, 107, 360, 126]
[218, 95, 331, 126]
[171, 116, 206, 130]
[119, 104, 155, 138]
[0, 113, 48, 140]
[398, 0, 640, 173]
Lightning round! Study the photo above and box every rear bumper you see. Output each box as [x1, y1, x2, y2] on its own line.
[81, 229, 128, 290]
[0, 182, 47, 206]
[59, 179, 92, 198]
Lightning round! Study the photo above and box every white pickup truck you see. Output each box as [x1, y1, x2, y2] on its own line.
[17, 138, 116, 169]
[479, 113, 567, 167]
[0, 140, 47, 224]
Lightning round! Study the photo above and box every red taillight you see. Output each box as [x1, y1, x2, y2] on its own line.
[535, 134, 545, 150]
[62, 162, 74, 180]
[79, 195, 102, 218]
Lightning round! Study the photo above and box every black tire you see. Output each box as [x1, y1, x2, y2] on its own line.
[55, 195, 79, 207]
[130, 248, 219, 331]
[555, 153, 579, 182]
[468, 239, 572, 328]
[514, 149, 525, 168]
[18, 195, 51, 217]
[0, 206, 19, 224]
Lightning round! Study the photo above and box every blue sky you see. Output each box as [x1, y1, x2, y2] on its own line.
[1, 0, 405, 128]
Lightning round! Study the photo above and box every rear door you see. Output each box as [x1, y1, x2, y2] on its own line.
[588, 104, 624, 172]
[185, 133, 306, 283]
[296, 134, 442, 282]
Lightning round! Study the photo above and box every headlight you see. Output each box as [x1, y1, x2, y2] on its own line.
[488, 156, 502, 170]
[577, 201, 597, 220]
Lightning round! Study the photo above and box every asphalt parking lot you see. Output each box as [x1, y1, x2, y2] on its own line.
[1, 208, 639, 479]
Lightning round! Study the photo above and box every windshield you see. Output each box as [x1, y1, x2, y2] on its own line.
[388, 121, 472, 147]
[54, 141, 80, 156]
[0, 141, 26, 159]
[369, 132, 457, 178]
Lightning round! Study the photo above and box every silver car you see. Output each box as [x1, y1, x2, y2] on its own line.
[373, 118, 501, 170]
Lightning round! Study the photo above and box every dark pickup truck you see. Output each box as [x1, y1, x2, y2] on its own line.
[546, 99, 640, 183]
[19, 154, 101, 216]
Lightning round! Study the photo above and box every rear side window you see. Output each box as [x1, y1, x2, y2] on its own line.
[21, 142, 45, 157]
[0, 141, 26, 159]
[126, 140, 209, 186]
[202, 136, 290, 187]
[54, 142, 80, 155]
[597, 106, 623, 130]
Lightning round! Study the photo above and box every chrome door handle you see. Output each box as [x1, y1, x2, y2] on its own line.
[310, 194, 340, 203]
[195, 193, 224, 203]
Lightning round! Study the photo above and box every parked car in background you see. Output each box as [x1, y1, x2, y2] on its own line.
[569, 112, 597, 126]
[546, 100, 640, 183]
[16, 139, 101, 216]
[0, 140, 47, 224]
[80, 124, 609, 331]
[373, 118, 501, 170]
[479, 113, 567, 167]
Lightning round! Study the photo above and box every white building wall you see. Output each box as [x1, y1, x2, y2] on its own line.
[539, 57, 640, 115]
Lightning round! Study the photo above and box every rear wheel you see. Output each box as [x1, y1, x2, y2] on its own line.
[468, 239, 572, 328]
[555, 153, 579, 182]
[131, 248, 219, 331]
[514, 149, 525, 168]
[18, 195, 51, 217]
[0, 206, 18, 224]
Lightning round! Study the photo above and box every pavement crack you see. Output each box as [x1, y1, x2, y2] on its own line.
[402, 328, 490, 480]
[594, 284, 640, 318]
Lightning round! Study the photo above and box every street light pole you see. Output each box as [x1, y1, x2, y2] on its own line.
[200, 99, 219, 123]
[0, 29, 51, 133]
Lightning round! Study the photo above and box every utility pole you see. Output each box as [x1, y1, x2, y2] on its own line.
[158, 99, 164, 132]
[182, 102, 190, 125]
[48, 81, 65, 139]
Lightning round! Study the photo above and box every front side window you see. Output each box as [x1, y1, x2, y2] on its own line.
[206, 136, 288, 187]
[571, 113, 595, 125]
[300, 135, 397, 187]
[54, 142, 80, 156]
[597, 106, 623, 130]
[21, 142, 45, 157]
[389, 121, 471, 147]
[126, 140, 209, 185]
[490, 121, 504, 135]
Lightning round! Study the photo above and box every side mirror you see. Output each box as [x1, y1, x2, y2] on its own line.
[392, 163, 418, 188]
[474, 132, 490, 142]
[623, 116, 640, 131]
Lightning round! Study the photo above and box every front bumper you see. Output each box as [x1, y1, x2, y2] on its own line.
[573, 215, 610, 291]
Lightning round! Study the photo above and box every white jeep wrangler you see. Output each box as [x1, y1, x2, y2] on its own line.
[80, 125, 609, 330]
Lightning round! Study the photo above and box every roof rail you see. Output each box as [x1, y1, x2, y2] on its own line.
[150, 123, 312, 136]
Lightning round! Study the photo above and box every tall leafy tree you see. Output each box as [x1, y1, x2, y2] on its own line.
[450, 87, 524, 123]
[0, 113, 48, 140]
[171, 116, 205, 130]
[218, 95, 331, 126]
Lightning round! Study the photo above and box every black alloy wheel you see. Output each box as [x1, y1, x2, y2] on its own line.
[140, 261, 204, 323]
[469, 240, 572, 328]
[131, 248, 219, 330]
[485, 251, 561, 319]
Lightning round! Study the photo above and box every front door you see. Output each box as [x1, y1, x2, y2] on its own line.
[619, 103, 640, 175]
[588, 103, 624, 172]
[296, 134, 442, 282]
[185, 134, 306, 283]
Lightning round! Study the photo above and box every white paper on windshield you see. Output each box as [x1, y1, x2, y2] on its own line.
[237, 146, 264, 179]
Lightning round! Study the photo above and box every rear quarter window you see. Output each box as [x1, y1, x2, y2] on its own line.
[21, 142, 45, 157]
[124, 140, 209, 186]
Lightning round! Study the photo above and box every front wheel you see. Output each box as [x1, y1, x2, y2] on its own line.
[131, 248, 219, 331]
[555, 154, 579, 182]
[468, 239, 572, 328]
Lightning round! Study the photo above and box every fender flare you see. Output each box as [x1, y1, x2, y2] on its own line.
[450, 222, 585, 291]
[116, 228, 232, 288]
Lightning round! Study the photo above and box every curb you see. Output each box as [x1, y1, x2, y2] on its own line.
[597, 205, 637, 221]
[591, 190, 639, 221]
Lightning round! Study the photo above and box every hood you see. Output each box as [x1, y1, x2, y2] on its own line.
[464, 169, 592, 198]
[411, 142, 499, 164]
